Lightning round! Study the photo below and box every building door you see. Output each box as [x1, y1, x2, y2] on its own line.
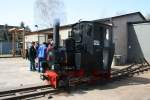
[128, 22, 150, 62]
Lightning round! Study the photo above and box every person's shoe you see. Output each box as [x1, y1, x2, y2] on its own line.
[33, 68, 36, 71]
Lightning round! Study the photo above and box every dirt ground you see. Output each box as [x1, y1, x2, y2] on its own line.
[0, 58, 44, 90]
[0, 58, 150, 100]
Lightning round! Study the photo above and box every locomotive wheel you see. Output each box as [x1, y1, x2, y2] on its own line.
[58, 77, 70, 90]
[63, 77, 70, 92]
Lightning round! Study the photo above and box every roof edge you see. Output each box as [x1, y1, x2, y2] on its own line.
[128, 20, 150, 24]
[94, 12, 146, 22]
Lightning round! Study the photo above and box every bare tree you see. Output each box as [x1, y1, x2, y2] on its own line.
[20, 22, 31, 32]
[34, 0, 66, 28]
[20, 21, 25, 28]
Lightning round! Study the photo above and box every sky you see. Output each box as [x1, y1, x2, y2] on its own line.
[0, 0, 150, 30]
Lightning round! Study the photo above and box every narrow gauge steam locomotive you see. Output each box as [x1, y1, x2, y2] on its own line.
[42, 21, 114, 88]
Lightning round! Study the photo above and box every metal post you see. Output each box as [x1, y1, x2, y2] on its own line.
[35, 25, 39, 43]
[12, 31, 16, 57]
[22, 28, 25, 58]
[38, 33, 39, 43]
[0, 41, 2, 55]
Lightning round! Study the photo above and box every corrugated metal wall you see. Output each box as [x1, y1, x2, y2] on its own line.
[0, 41, 12, 54]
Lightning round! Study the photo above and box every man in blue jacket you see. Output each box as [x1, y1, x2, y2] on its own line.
[38, 42, 47, 72]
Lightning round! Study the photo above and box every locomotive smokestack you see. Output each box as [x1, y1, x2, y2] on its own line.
[53, 20, 60, 49]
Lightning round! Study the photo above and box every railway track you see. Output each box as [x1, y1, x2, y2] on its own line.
[111, 58, 150, 81]
[0, 59, 149, 100]
[0, 85, 60, 100]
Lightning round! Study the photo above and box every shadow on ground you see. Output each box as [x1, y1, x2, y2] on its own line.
[59, 76, 150, 97]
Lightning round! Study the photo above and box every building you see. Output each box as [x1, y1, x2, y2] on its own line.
[25, 12, 148, 65]
[95, 12, 146, 64]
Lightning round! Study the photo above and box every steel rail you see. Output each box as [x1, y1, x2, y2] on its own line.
[0, 85, 50, 96]
[0, 88, 59, 100]
[0, 85, 60, 100]
[111, 60, 150, 81]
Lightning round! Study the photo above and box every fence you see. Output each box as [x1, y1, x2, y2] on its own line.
[0, 41, 21, 57]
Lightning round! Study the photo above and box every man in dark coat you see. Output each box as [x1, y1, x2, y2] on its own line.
[29, 42, 36, 71]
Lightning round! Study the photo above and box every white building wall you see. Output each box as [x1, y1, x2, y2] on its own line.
[25, 34, 38, 42]
[60, 29, 71, 40]
[25, 34, 38, 49]
[59, 28, 71, 46]
[25, 28, 71, 48]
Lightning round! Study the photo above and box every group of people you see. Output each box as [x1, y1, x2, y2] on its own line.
[26, 40, 54, 72]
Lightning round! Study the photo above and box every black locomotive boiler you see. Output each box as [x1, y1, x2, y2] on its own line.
[42, 21, 114, 88]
